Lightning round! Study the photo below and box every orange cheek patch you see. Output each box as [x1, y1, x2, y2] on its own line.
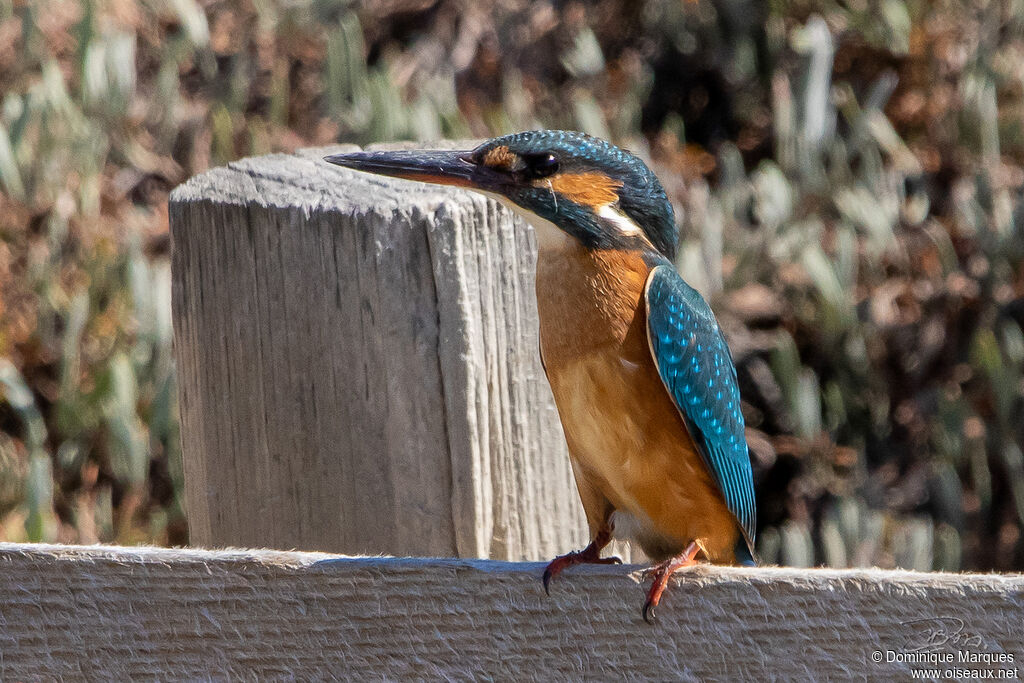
[483, 145, 517, 170]
[541, 172, 623, 209]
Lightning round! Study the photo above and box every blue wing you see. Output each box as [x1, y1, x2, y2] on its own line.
[644, 265, 756, 553]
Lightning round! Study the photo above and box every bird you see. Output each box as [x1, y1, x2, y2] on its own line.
[325, 130, 756, 622]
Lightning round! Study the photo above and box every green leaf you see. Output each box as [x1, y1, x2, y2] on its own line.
[0, 122, 25, 200]
[104, 354, 148, 485]
[24, 452, 55, 542]
[0, 360, 47, 450]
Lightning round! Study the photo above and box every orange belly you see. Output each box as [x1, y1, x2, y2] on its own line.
[536, 245, 740, 563]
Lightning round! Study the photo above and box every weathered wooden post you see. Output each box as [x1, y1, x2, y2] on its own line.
[169, 143, 589, 559]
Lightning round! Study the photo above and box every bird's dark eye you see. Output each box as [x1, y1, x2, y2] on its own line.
[521, 153, 559, 180]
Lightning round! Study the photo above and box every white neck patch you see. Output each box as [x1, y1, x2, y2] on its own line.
[597, 204, 644, 237]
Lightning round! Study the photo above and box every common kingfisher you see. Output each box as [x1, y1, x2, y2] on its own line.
[325, 131, 756, 622]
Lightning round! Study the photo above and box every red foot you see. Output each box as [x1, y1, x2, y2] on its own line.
[542, 529, 621, 595]
[642, 540, 705, 624]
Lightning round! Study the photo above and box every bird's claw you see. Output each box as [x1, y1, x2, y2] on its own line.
[640, 540, 704, 624]
[642, 600, 656, 624]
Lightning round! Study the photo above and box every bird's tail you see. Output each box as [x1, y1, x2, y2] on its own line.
[734, 537, 757, 567]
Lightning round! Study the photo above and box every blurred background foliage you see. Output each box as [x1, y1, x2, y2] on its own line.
[1, 0, 1023, 571]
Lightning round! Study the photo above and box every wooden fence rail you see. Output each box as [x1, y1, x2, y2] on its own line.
[0, 543, 1021, 680]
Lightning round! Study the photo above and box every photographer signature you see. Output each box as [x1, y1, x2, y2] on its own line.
[902, 617, 983, 652]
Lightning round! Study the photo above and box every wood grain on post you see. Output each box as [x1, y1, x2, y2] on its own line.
[169, 144, 589, 559]
[2, 543, 1022, 680]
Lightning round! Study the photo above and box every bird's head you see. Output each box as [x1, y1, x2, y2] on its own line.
[325, 130, 677, 259]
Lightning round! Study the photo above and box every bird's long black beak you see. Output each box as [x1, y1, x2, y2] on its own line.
[324, 149, 500, 191]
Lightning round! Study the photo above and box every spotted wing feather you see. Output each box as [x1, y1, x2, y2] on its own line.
[644, 265, 756, 550]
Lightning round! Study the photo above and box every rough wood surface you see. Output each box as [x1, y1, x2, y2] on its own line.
[1, 543, 1022, 680]
[169, 144, 590, 560]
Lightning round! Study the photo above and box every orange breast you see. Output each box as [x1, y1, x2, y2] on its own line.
[535, 245, 740, 563]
